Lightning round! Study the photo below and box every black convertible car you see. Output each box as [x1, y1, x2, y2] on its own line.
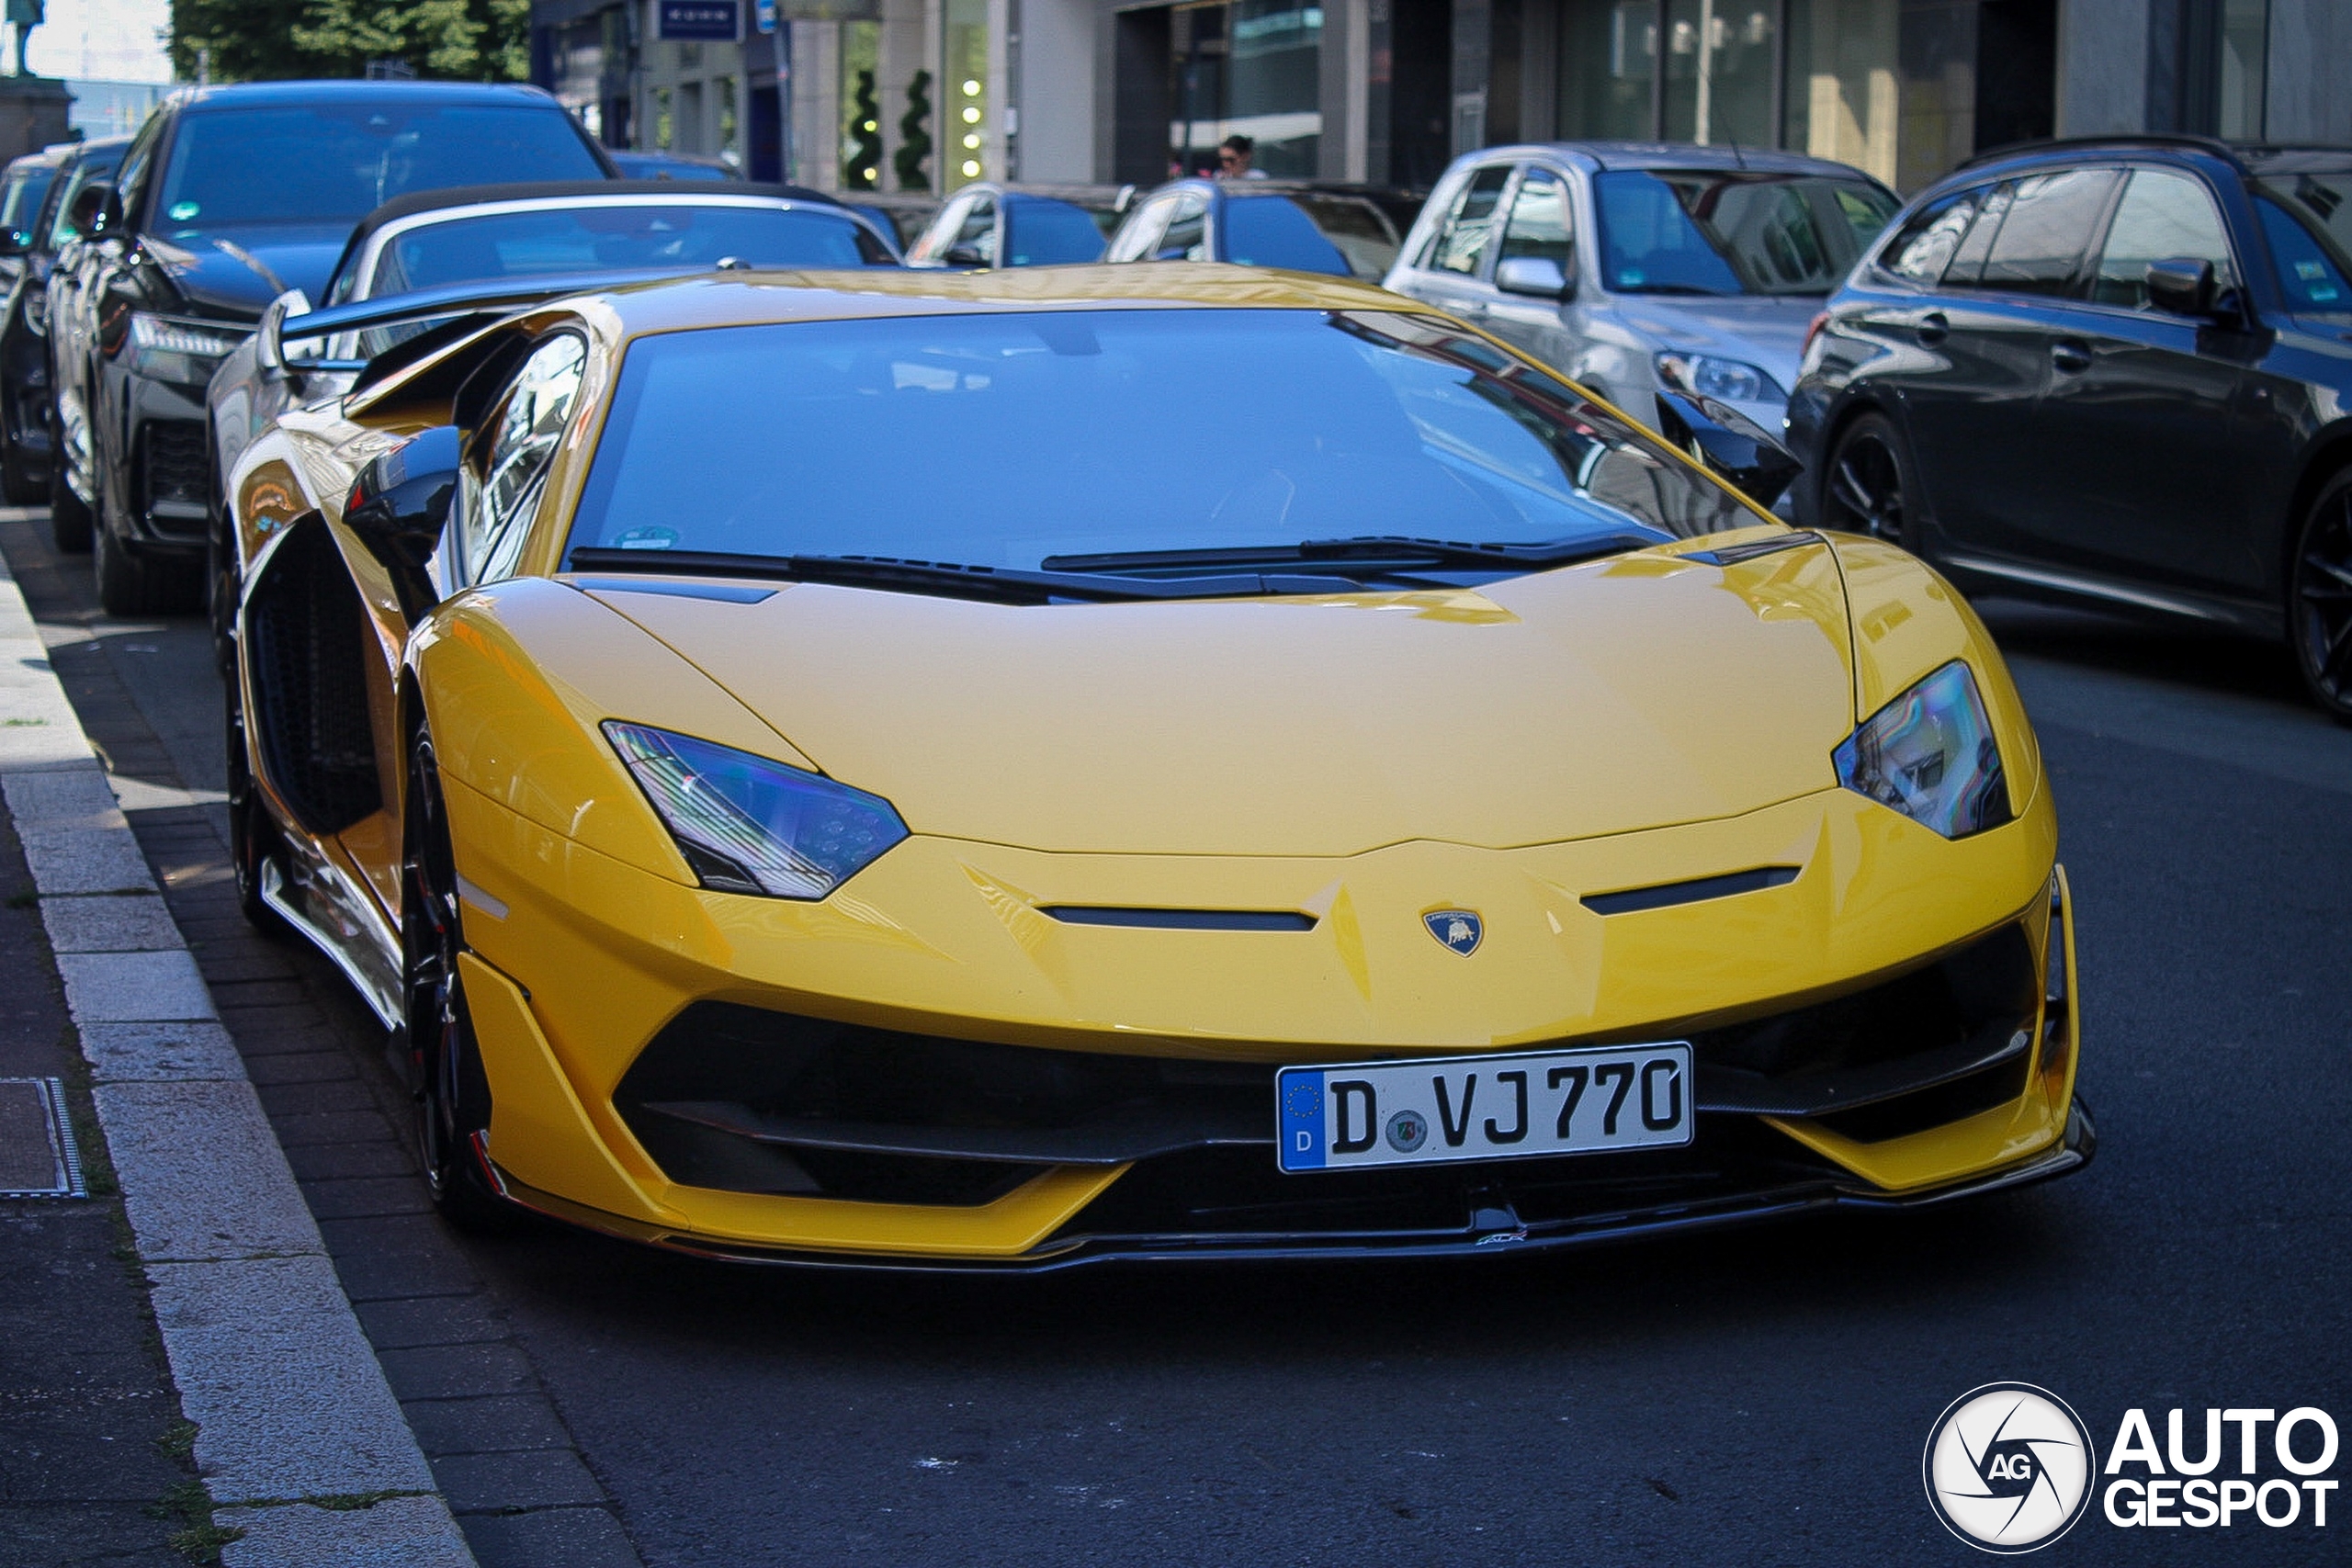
[1788, 135, 2352, 720]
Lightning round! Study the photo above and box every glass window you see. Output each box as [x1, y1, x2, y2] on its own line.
[1498, 169, 1575, 273]
[1556, 1, 1661, 141]
[0, 164, 54, 235]
[41, 145, 125, 249]
[1219, 196, 1350, 274]
[1001, 198, 1107, 266]
[2091, 169, 2237, 309]
[469, 335, 587, 584]
[2253, 172, 2352, 315]
[952, 196, 997, 262]
[1288, 194, 1399, 279]
[372, 205, 893, 296]
[912, 193, 978, 262]
[1595, 170, 1894, 296]
[1879, 188, 1981, 287]
[1427, 164, 1513, 276]
[564, 309, 1750, 573]
[944, 0, 989, 186]
[155, 105, 605, 230]
[1977, 169, 2120, 297]
[1662, 0, 1780, 148]
[1941, 184, 2011, 288]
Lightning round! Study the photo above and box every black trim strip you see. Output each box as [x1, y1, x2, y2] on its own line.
[1040, 907, 1317, 932]
[1679, 531, 1823, 567]
[1581, 865, 1799, 917]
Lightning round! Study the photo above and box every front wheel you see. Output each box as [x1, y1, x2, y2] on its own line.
[223, 679, 285, 935]
[1818, 412, 1917, 549]
[2289, 468, 2352, 725]
[47, 436, 91, 553]
[402, 726, 519, 1233]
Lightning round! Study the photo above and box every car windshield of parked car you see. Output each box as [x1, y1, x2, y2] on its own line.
[1220, 197, 1352, 275]
[565, 308, 1746, 573]
[1596, 170, 1898, 295]
[156, 105, 605, 229]
[0, 164, 54, 236]
[370, 204, 892, 294]
[2253, 172, 2352, 316]
[1001, 198, 1106, 265]
[42, 150, 123, 248]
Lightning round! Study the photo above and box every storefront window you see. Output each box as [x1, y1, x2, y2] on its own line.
[2217, 0, 2268, 140]
[1661, 0, 1778, 147]
[945, 0, 989, 188]
[1557, 1, 1657, 141]
[841, 21, 882, 191]
[1171, 1, 1322, 178]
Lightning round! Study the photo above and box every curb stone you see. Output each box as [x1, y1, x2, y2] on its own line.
[0, 557, 477, 1564]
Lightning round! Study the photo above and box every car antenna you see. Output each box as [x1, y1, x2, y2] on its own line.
[1729, 138, 1747, 170]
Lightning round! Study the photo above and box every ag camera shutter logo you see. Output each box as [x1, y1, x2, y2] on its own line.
[1924, 1383, 2097, 1552]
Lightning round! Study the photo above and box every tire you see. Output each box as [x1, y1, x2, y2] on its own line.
[2288, 468, 2352, 725]
[207, 516, 239, 678]
[223, 678, 286, 936]
[1, 417, 43, 505]
[1817, 412, 1917, 550]
[47, 437, 91, 553]
[402, 727, 519, 1233]
[94, 506, 203, 617]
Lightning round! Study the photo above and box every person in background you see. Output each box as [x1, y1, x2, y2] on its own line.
[1217, 134, 1266, 180]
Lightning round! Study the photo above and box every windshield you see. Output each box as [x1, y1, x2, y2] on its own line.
[2253, 172, 2352, 316]
[157, 105, 605, 229]
[0, 164, 54, 235]
[1595, 170, 1898, 295]
[564, 309, 1747, 574]
[370, 204, 892, 295]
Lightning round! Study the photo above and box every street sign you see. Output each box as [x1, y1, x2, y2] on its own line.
[658, 0, 741, 40]
[754, 0, 776, 31]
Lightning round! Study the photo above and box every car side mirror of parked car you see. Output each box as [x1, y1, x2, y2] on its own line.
[342, 425, 462, 620]
[2145, 256, 2219, 318]
[1654, 389, 1804, 511]
[71, 182, 121, 241]
[1495, 255, 1573, 301]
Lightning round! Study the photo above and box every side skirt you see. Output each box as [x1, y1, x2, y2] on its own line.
[259, 857, 401, 1032]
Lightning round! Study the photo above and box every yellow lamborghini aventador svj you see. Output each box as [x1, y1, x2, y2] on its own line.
[220, 264, 2087, 1267]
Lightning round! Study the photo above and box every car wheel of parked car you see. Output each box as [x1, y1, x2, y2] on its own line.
[47, 446, 92, 553]
[1, 427, 43, 505]
[1819, 412, 1916, 549]
[93, 513, 197, 616]
[2290, 469, 2352, 725]
[223, 680, 286, 936]
[207, 521, 240, 678]
[403, 725, 519, 1233]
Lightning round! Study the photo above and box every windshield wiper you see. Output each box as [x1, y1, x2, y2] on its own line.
[1043, 530, 1666, 577]
[564, 547, 1370, 605]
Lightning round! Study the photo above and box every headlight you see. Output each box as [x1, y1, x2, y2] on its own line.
[1654, 351, 1783, 405]
[605, 722, 909, 898]
[1832, 660, 2011, 839]
[121, 311, 247, 382]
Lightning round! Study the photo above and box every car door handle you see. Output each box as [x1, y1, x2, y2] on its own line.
[1916, 311, 1948, 345]
[2051, 339, 2092, 374]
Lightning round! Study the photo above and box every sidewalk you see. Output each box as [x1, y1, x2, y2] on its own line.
[0, 537, 478, 1566]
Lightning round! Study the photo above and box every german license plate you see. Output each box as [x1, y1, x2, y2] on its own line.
[1276, 1043, 1693, 1173]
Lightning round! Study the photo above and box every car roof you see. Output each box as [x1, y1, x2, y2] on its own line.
[1952, 134, 2352, 183]
[168, 79, 564, 113]
[1496, 141, 1872, 179]
[40, 135, 127, 168]
[349, 178, 841, 237]
[955, 181, 1137, 209]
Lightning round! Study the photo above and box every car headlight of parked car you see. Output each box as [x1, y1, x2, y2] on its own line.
[1654, 351, 1783, 405]
[120, 311, 248, 384]
[1832, 660, 2011, 839]
[605, 721, 910, 898]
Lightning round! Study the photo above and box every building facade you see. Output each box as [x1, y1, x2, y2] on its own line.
[530, 0, 2347, 197]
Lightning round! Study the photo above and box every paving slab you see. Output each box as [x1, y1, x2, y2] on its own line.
[80, 1021, 247, 1083]
[219, 1495, 475, 1568]
[57, 948, 219, 1022]
[96, 1080, 322, 1261]
[39, 889, 183, 952]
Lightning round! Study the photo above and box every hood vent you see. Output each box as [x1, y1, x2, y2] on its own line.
[1040, 907, 1317, 932]
[1581, 865, 1799, 917]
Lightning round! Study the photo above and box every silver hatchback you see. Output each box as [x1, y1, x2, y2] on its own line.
[1384, 143, 1897, 443]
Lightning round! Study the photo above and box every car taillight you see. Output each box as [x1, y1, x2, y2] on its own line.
[1801, 311, 1829, 364]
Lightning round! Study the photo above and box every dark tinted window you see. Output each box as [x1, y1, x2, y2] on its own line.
[372, 204, 891, 293]
[1880, 187, 1984, 286]
[41, 146, 126, 249]
[1595, 170, 1896, 296]
[2092, 168, 2237, 308]
[1219, 196, 1351, 274]
[1001, 198, 1106, 265]
[0, 164, 54, 234]
[2256, 190, 2351, 313]
[1978, 169, 2120, 296]
[1942, 185, 2010, 286]
[157, 104, 605, 228]
[1290, 194, 1398, 278]
[565, 309, 1746, 570]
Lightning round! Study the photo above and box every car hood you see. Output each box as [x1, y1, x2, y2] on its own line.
[585, 539, 1858, 857]
[141, 221, 350, 319]
[1604, 294, 1821, 397]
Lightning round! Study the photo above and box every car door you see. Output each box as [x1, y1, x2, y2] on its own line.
[2022, 164, 2269, 594]
[1385, 162, 1515, 326]
[1480, 164, 1580, 372]
[1885, 170, 2119, 558]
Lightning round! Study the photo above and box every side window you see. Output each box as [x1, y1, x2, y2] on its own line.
[1159, 191, 1208, 259]
[2094, 168, 2240, 309]
[954, 196, 997, 263]
[1498, 169, 1574, 272]
[113, 114, 167, 225]
[1978, 168, 2121, 297]
[1105, 195, 1177, 263]
[1942, 184, 2012, 287]
[912, 193, 975, 262]
[1426, 164, 1513, 276]
[1879, 188, 1983, 287]
[465, 334, 587, 586]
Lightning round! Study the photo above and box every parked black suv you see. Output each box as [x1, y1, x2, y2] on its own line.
[1787, 136, 2352, 720]
[0, 138, 124, 511]
[49, 80, 614, 614]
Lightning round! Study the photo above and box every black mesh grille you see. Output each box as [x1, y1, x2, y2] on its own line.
[243, 522, 382, 834]
[141, 419, 209, 517]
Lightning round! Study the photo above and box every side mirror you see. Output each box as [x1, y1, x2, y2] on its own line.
[254, 288, 314, 375]
[342, 424, 461, 619]
[0, 229, 29, 257]
[1654, 389, 1804, 511]
[1495, 254, 1573, 300]
[67, 182, 115, 241]
[944, 243, 986, 267]
[2145, 255, 2218, 318]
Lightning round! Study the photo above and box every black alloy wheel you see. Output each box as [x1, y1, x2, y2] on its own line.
[1821, 412, 1915, 548]
[2290, 469, 2352, 724]
[223, 677, 285, 934]
[46, 422, 91, 552]
[401, 727, 516, 1232]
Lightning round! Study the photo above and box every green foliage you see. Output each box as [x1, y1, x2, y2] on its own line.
[893, 69, 932, 193]
[170, 0, 530, 83]
[844, 69, 882, 192]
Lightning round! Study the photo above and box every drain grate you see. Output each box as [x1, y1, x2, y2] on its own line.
[0, 1077, 86, 1198]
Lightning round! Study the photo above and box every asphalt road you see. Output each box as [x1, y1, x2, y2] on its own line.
[7, 511, 2349, 1567]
